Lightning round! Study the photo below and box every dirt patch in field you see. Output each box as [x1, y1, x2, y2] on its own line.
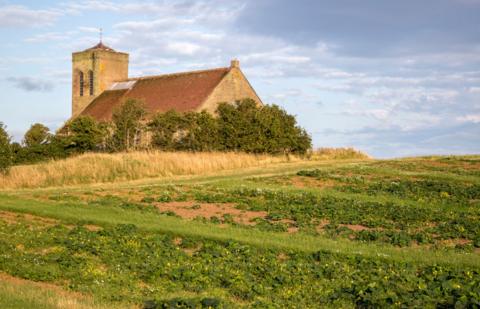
[439, 238, 472, 247]
[84, 224, 102, 231]
[290, 176, 338, 189]
[315, 220, 376, 233]
[0, 211, 58, 227]
[339, 224, 372, 232]
[155, 201, 267, 225]
[0, 211, 102, 232]
[0, 272, 83, 299]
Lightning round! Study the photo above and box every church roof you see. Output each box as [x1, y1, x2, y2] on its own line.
[80, 67, 230, 121]
[84, 42, 116, 52]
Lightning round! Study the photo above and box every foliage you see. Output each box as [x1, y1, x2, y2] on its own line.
[150, 110, 220, 151]
[0, 122, 12, 174]
[149, 99, 312, 154]
[0, 220, 478, 308]
[216, 99, 311, 154]
[111, 99, 146, 151]
[23, 123, 51, 147]
[60, 116, 108, 153]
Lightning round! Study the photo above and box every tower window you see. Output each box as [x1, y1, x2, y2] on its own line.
[79, 71, 84, 96]
[89, 70, 94, 96]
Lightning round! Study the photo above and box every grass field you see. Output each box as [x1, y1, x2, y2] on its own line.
[0, 153, 479, 308]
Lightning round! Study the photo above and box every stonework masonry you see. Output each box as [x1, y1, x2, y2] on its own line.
[199, 62, 263, 114]
[72, 48, 128, 117]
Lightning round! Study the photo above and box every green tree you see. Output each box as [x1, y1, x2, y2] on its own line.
[111, 99, 146, 151]
[149, 110, 220, 151]
[216, 99, 311, 154]
[61, 116, 107, 153]
[149, 110, 186, 150]
[23, 123, 51, 147]
[0, 122, 12, 174]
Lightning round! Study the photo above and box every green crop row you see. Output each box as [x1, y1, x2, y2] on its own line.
[0, 219, 479, 308]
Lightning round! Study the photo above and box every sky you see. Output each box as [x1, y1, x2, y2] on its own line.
[0, 0, 479, 158]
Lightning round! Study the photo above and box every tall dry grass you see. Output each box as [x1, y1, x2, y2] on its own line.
[0, 151, 293, 189]
[309, 147, 371, 160]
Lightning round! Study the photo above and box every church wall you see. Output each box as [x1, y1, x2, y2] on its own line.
[72, 50, 128, 117]
[198, 66, 263, 114]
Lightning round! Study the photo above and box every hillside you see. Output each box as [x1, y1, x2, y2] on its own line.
[0, 154, 479, 308]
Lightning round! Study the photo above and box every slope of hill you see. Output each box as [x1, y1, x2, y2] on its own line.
[0, 154, 478, 308]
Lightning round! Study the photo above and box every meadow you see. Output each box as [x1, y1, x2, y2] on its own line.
[0, 151, 478, 308]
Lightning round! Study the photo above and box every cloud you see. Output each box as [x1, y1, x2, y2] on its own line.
[24, 32, 72, 43]
[456, 114, 480, 124]
[6, 77, 54, 92]
[316, 122, 480, 158]
[0, 5, 62, 28]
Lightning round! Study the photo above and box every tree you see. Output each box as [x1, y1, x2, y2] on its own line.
[23, 123, 51, 147]
[0, 122, 12, 174]
[216, 99, 312, 154]
[149, 110, 220, 151]
[61, 116, 107, 153]
[111, 99, 146, 151]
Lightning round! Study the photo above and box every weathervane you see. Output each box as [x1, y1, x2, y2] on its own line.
[99, 28, 103, 43]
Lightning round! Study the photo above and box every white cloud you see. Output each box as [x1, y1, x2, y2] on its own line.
[165, 42, 205, 56]
[0, 5, 62, 27]
[456, 114, 480, 123]
[24, 32, 72, 43]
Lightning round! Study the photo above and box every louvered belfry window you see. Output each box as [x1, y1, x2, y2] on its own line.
[79, 71, 84, 96]
[89, 70, 94, 96]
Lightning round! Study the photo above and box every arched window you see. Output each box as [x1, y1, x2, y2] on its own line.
[89, 70, 94, 96]
[79, 71, 84, 97]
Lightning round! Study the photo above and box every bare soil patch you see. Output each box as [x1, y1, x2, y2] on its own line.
[0, 211, 58, 227]
[339, 224, 371, 232]
[0, 272, 83, 299]
[290, 176, 338, 189]
[155, 201, 267, 225]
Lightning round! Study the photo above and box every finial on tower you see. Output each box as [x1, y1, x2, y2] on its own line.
[99, 28, 103, 43]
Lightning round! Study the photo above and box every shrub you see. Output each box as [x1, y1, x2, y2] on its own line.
[150, 98, 312, 154]
[111, 99, 146, 151]
[150, 110, 220, 151]
[23, 123, 51, 147]
[59, 115, 108, 154]
[0, 122, 12, 174]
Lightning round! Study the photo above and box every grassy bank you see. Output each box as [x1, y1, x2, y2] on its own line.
[0, 148, 370, 189]
[0, 151, 293, 189]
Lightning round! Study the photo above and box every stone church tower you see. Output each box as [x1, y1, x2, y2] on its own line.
[71, 42, 129, 117]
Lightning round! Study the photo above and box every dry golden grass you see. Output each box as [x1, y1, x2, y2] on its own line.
[309, 147, 371, 160]
[0, 272, 134, 309]
[0, 148, 370, 190]
[0, 151, 295, 189]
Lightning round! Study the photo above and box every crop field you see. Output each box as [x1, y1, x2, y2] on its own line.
[0, 155, 479, 308]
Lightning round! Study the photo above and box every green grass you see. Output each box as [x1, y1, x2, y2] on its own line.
[0, 193, 477, 269]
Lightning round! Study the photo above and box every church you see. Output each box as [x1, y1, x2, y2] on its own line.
[71, 41, 262, 121]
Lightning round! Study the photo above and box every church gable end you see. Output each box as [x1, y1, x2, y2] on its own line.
[199, 60, 263, 114]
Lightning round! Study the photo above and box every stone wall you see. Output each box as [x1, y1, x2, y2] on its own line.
[71, 50, 129, 117]
[199, 64, 263, 114]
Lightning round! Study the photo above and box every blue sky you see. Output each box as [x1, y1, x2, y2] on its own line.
[0, 0, 479, 158]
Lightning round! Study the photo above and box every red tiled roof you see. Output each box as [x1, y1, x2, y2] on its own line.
[81, 89, 128, 121]
[84, 42, 116, 52]
[80, 67, 230, 121]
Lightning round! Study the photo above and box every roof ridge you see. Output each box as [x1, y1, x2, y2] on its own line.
[125, 67, 230, 81]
